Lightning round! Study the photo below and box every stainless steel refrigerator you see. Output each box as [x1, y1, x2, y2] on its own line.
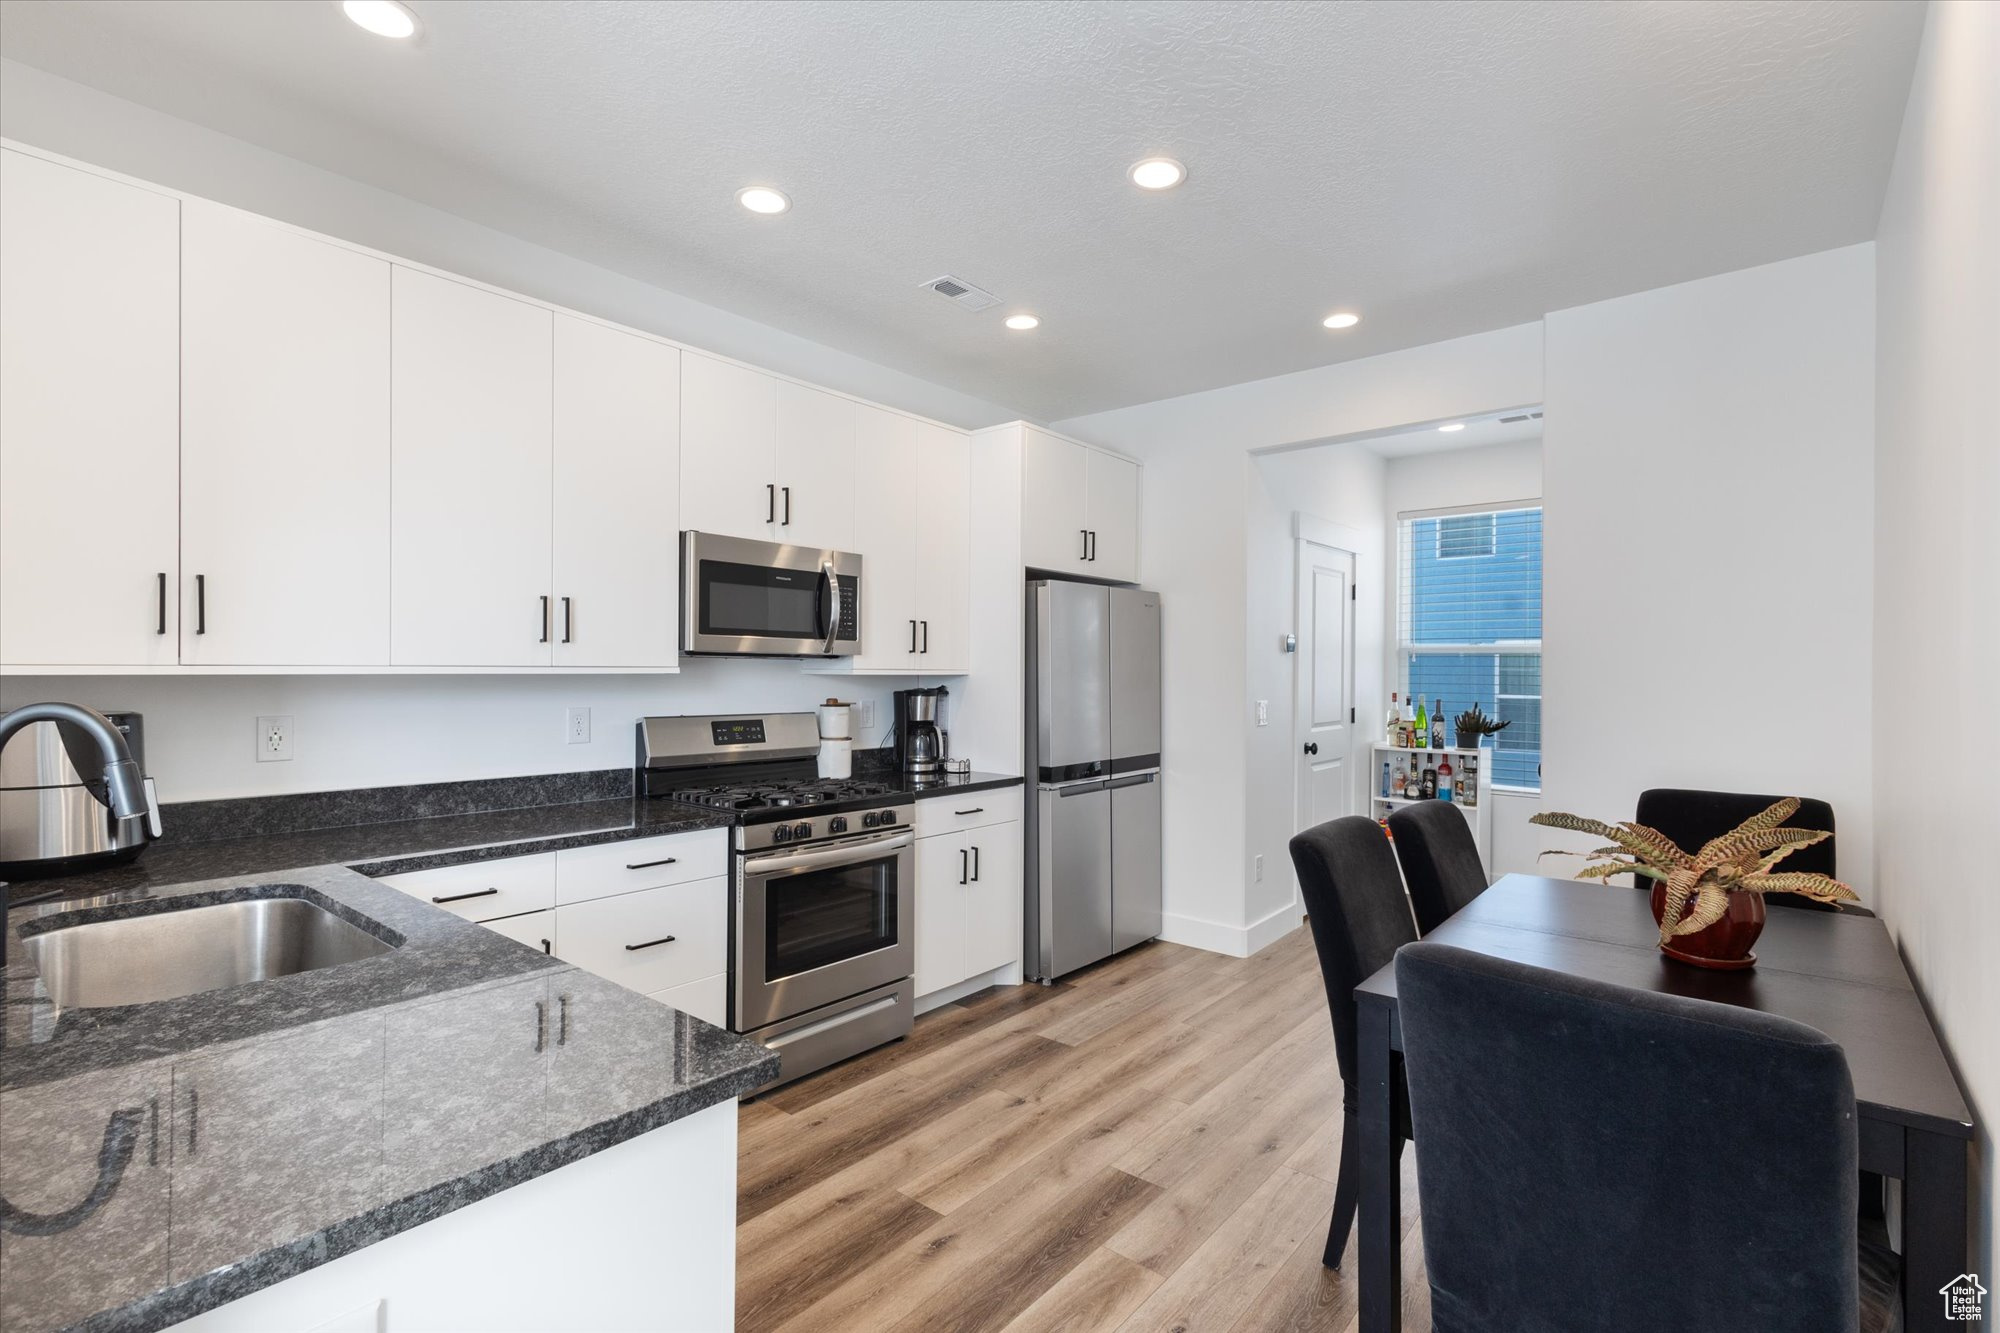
[1024, 580, 1163, 982]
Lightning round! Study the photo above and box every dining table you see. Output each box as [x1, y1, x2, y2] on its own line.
[1353, 873, 1975, 1333]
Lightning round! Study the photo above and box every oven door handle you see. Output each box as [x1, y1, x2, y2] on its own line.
[745, 830, 912, 874]
[818, 559, 840, 656]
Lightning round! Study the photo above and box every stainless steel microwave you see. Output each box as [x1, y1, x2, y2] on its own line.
[680, 531, 862, 657]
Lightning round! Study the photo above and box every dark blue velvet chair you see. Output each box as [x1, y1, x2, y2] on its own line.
[1635, 788, 1872, 916]
[1288, 815, 1416, 1269]
[1387, 801, 1488, 934]
[1394, 941, 1866, 1333]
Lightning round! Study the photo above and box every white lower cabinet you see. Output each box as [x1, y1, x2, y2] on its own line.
[376, 853, 555, 924]
[551, 877, 727, 996]
[647, 973, 728, 1029]
[480, 909, 555, 955]
[914, 815, 1021, 997]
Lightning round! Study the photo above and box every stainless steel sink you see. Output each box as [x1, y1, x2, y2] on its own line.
[22, 896, 397, 1008]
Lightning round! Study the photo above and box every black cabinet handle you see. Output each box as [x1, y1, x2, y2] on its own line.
[561, 596, 573, 644]
[1081, 529, 1090, 560]
[539, 595, 550, 643]
[534, 1000, 546, 1053]
[540, 938, 552, 955]
[156, 572, 167, 635]
[432, 887, 500, 904]
[921, 620, 929, 653]
[624, 935, 677, 951]
[767, 483, 776, 524]
[625, 856, 679, 870]
[910, 619, 918, 653]
[782, 486, 791, 526]
[557, 994, 570, 1046]
[959, 847, 968, 885]
[1087, 531, 1097, 562]
[971, 845, 981, 881]
[194, 574, 206, 634]
[954, 807, 984, 816]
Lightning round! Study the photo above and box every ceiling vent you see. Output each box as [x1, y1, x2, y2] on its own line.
[922, 275, 1001, 312]
[1497, 411, 1546, 424]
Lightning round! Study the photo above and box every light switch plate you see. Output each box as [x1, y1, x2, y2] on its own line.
[1255, 700, 1269, 727]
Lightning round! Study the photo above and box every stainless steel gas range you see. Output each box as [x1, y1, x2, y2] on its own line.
[637, 712, 913, 1090]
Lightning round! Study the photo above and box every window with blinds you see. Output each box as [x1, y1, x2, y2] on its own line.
[1397, 505, 1542, 789]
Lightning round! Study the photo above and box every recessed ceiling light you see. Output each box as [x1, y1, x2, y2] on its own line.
[1128, 157, 1187, 191]
[1004, 314, 1040, 331]
[341, 0, 418, 39]
[1322, 312, 1361, 330]
[736, 186, 791, 216]
[1438, 422, 1466, 433]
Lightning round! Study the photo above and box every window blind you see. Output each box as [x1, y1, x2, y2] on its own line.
[1397, 505, 1543, 789]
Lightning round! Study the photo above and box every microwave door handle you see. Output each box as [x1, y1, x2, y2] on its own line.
[819, 559, 840, 655]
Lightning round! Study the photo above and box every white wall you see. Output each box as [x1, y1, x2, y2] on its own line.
[1384, 439, 1546, 877]
[0, 667, 903, 803]
[0, 59, 1013, 432]
[1055, 326, 1545, 953]
[1541, 244, 1878, 899]
[1873, 0, 1999, 1278]
[1244, 446, 1387, 939]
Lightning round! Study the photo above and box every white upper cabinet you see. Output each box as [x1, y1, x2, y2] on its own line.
[553, 316, 679, 668]
[180, 201, 391, 666]
[390, 267, 554, 667]
[914, 423, 971, 672]
[1084, 448, 1141, 583]
[0, 150, 180, 668]
[773, 380, 856, 553]
[849, 405, 921, 669]
[1020, 427, 1140, 581]
[678, 352, 776, 542]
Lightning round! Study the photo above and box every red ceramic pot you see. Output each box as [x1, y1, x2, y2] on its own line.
[1649, 883, 1765, 970]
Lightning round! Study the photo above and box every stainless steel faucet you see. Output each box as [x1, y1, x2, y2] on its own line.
[0, 702, 151, 819]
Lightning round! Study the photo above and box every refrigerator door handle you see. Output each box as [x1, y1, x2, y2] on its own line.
[1104, 773, 1157, 790]
[1055, 780, 1109, 797]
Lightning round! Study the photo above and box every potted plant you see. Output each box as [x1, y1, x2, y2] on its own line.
[1528, 798, 1856, 969]
[1453, 704, 1510, 749]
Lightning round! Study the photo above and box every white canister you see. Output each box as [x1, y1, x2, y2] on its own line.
[817, 737, 852, 780]
[816, 701, 852, 742]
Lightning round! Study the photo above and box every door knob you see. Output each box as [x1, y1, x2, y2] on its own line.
[1304, 742, 1319, 756]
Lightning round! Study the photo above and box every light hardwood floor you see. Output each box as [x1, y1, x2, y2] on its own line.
[735, 928, 1433, 1333]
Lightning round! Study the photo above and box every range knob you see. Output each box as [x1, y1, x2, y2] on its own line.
[771, 824, 793, 843]
[876, 809, 897, 827]
[861, 811, 880, 828]
[792, 822, 813, 841]
[828, 816, 848, 834]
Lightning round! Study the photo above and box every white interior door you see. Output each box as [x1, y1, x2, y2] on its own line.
[1294, 539, 1356, 833]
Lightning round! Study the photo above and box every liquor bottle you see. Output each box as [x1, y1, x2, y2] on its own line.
[1420, 759, 1437, 799]
[1437, 753, 1453, 802]
[1386, 693, 1402, 746]
[1381, 759, 1391, 798]
[1461, 753, 1479, 807]
[1414, 697, 1428, 750]
[1403, 759, 1421, 800]
[1402, 693, 1417, 747]
[1431, 700, 1446, 750]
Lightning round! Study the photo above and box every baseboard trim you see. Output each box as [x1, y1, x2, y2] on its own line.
[914, 961, 1023, 1015]
[1160, 902, 1303, 958]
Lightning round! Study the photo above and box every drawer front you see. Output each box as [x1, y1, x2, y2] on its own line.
[914, 787, 1023, 839]
[555, 829, 729, 905]
[648, 973, 727, 1028]
[554, 876, 727, 994]
[378, 853, 556, 922]
[480, 909, 556, 955]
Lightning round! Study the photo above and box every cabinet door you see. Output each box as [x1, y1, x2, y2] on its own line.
[170, 1019, 384, 1281]
[1085, 448, 1141, 582]
[553, 876, 728, 996]
[390, 267, 554, 666]
[850, 405, 919, 670]
[914, 423, 971, 672]
[0, 1062, 173, 1333]
[679, 352, 776, 541]
[482, 908, 556, 955]
[914, 831, 969, 996]
[1020, 427, 1090, 573]
[180, 201, 391, 666]
[962, 821, 1022, 978]
[773, 379, 856, 553]
[553, 316, 679, 668]
[0, 150, 179, 667]
[648, 973, 727, 1026]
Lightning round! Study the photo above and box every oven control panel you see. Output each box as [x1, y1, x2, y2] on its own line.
[741, 805, 911, 851]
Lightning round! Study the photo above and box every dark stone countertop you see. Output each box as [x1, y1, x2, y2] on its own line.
[1, 865, 776, 1333]
[8, 796, 738, 904]
[897, 771, 1024, 800]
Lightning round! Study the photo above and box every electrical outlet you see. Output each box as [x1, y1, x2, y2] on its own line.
[566, 707, 591, 745]
[1254, 854, 1264, 882]
[256, 715, 293, 763]
[855, 699, 877, 733]
[1255, 700, 1269, 727]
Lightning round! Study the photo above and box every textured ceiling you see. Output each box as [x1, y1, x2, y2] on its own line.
[0, 1, 1923, 421]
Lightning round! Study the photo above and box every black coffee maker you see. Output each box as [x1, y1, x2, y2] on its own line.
[892, 686, 948, 776]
